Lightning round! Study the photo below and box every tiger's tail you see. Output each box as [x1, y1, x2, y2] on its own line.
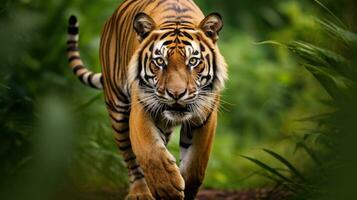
[67, 15, 103, 90]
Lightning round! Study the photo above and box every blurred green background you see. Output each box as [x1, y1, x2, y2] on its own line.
[1, 0, 356, 199]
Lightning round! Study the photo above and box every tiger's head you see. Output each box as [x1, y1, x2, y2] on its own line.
[128, 12, 227, 124]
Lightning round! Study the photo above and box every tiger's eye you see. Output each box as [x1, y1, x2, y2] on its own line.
[156, 58, 164, 65]
[189, 58, 199, 66]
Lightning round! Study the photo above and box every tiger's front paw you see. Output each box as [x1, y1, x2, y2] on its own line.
[125, 193, 154, 200]
[142, 150, 185, 200]
[125, 179, 154, 200]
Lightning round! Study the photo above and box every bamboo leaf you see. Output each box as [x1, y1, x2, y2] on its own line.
[241, 155, 294, 183]
[314, 0, 346, 28]
[254, 40, 284, 47]
[303, 64, 349, 99]
[317, 18, 357, 43]
[295, 141, 322, 167]
[296, 113, 333, 123]
[263, 149, 306, 182]
[288, 41, 348, 68]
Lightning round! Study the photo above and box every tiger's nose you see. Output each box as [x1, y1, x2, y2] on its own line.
[166, 88, 187, 100]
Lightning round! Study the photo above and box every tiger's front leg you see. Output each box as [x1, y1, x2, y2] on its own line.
[107, 98, 153, 200]
[180, 111, 218, 200]
[129, 90, 185, 200]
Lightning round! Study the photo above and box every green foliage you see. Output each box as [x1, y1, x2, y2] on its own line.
[1, 0, 127, 198]
[243, 3, 357, 199]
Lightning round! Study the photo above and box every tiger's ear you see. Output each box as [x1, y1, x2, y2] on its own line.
[199, 13, 223, 43]
[134, 12, 156, 42]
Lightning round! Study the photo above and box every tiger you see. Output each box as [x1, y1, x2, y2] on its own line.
[66, 0, 227, 199]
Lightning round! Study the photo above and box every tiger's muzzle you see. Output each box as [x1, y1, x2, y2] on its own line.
[156, 89, 197, 122]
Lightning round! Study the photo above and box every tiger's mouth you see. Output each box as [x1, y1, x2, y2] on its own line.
[163, 103, 192, 122]
[165, 103, 190, 113]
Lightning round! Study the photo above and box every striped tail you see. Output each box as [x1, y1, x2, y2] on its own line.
[67, 15, 103, 90]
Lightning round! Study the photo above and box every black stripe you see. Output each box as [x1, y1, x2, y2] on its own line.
[162, 20, 179, 29]
[162, 20, 194, 25]
[160, 31, 172, 39]
[182, 31, 193, 40]
[105, 102, 114, 110]
[113, 126, 129, 134]
[72, 65, 84, 74]
[149, 42, 155, 51]
[67, 40, 77, 45]
[106, 102, 130, 114]
[68, 26, 79, 34]
[100, 75, 104, 86]
[78, 73, 87, 84]
[143, 54, 149, 72]
[129, 164, 140, 170]
[174, 37, 181, 44]
[118, 144, 132, 151]
[114, 92, 130, 105]
[173, 185, 185, 192]
[88, 73, 96, 88]
[124, 156, 136, 162]
[144, 74, 155, 80]
[160, 27, 176, 30]
[132, 170, 144, 177]
[110, 115, 129, 123]
[185, 95, 196, 101]
[69, 15, 77, 25]
[155, 123, 167, 133]
[182, 124, 193, 140]
[112, 102, 130, 110]
[180, 141, 191, 149]
[142, 53, 152, 84]
[160, 134, 167, 145]
[138, 77, 154, 89]
[202, 83, 213, 90]
[163, 40, 174, 46]
[109, 109, 130, 116]
[68, 55, 81, 62]
[182, 40, 192, 46]
[117, 88, 130, 104]
[212, 50, 218, 85]
[67, 46, 79, 51]
[116, 137, 130, 143]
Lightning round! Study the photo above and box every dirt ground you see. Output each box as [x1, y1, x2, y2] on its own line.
[196, 188, 292, 200]
[65, 187, 292, 200]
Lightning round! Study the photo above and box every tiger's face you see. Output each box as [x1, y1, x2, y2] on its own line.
[129, 13, 227, 124]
